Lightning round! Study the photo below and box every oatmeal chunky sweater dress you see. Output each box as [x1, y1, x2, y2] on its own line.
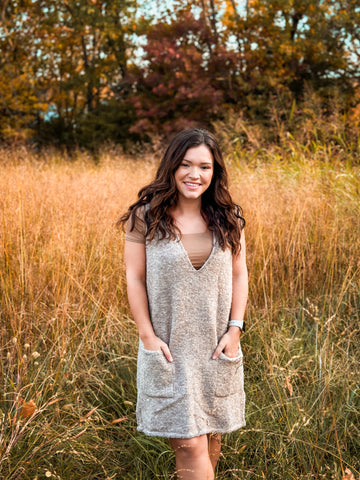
[134, 233, 246, 439]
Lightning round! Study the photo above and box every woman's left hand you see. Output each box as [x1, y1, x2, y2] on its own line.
[212, 327, 241, 360]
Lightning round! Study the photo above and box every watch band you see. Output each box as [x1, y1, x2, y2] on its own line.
[229, 320, 245, 332]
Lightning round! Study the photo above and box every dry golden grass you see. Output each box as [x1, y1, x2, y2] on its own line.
[1, 149, 154, 347]
[0, 146, 359, 479]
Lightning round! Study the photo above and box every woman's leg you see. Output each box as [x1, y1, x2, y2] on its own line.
[207, 433, 221, 471]
[169, 434, 214, 480]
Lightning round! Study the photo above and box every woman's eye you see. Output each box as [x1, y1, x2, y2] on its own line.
[201, 166, 211, 170]
[181, 163, 189, 167]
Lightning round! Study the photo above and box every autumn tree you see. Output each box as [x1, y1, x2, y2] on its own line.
[223, 0, 356, 102]
[0, 0, 139, 147]
[0, 0, 359, 147]
[128, 9, 224, 137]
[32, 0, 139, 147]
[0, 0, 47, 142]
[336, 0, 360, 77]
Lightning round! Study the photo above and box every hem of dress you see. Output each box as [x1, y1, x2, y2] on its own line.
[136, 421, 246, 439]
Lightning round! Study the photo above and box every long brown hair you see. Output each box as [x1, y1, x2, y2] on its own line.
[118, 128, 245, 255]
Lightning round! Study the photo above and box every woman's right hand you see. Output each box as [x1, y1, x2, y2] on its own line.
[141, 335, 173, 363]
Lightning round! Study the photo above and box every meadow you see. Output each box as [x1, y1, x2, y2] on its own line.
[0, 143, 359, 480]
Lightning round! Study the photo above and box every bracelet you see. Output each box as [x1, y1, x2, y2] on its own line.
[229, 320, 245, 332]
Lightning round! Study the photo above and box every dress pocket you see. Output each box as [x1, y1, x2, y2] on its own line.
[215, 346, 244, 397]
[138, 341, 174, 398]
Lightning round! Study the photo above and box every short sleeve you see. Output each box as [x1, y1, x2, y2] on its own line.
[125, 207, 146, 244]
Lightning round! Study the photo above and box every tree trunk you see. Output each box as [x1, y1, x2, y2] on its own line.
[81, 34, 93, 112]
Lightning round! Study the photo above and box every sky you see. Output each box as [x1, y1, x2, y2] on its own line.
[137, 0, 248, 21]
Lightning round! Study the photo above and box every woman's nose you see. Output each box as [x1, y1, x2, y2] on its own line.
[189, 167, 200, 179]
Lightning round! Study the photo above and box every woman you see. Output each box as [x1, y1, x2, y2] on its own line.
[120, 128, 248, 480]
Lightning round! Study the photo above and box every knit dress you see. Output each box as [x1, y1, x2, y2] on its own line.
[126, 215, 246, 439]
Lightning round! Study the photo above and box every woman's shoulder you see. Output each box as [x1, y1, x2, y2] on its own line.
[134, 203, 148, 219]
[125, 204, 149, 244]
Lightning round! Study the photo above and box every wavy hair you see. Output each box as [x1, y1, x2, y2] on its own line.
[118, 128, 245, 255]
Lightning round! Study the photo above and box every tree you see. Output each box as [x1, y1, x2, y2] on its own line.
[33, 0, 137, 141]
[223, 0, 355, 102]
[336, 0, 360, 79]
[0, 0, 359, 147]
[128, 9, 224, 137]
[0, 0, 47, 141]
[0, 0, 138, 146]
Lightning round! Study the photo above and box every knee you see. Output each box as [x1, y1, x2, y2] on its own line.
[170, 437, 208, 461]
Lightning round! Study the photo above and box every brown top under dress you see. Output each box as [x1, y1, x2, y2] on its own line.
[125, 212, 213, 270]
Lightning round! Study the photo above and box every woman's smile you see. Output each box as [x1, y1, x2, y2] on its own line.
[184, 182, 201, 189]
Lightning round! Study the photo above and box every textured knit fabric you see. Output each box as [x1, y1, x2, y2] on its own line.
[136, 232, 246, 438]
[125, 215, 213, 269]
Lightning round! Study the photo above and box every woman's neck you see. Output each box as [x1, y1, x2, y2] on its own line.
[170, 197, 208, 234]
[173, 196, 202, 216]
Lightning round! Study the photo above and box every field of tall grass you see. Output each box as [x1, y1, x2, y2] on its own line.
[1, 144, 359, 480]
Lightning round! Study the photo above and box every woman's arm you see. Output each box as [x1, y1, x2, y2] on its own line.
[212, 231, 248, 359]
[124, 240, 173, 362]
[229, 229, 248, 331]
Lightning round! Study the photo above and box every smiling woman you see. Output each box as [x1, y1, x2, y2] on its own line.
[118, 128, 248, 480]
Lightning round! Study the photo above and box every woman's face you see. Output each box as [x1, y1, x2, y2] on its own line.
[174, 144, 214, 201]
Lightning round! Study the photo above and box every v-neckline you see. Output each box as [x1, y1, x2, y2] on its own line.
[176, 231, 216, 273]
